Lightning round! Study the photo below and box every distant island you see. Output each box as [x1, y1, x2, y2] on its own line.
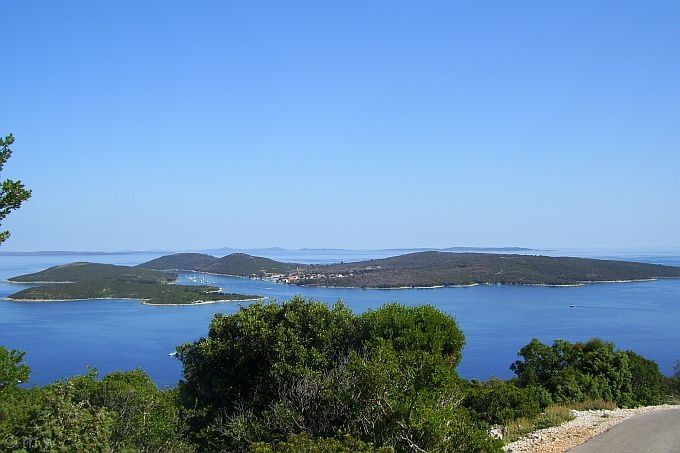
[0, 246, 534, 257]
[140, 251, 680, 288]
[0, 250, 168, 256]
[208, 246, 535, 252]
[6, 262, 261, 305]
[141, 253, 298, 276]
[441, 246, 533, 252]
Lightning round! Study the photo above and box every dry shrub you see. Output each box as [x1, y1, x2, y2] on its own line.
[504, 404, 575, 443]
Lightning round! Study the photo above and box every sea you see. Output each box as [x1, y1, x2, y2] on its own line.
[1, 247, 679, 387]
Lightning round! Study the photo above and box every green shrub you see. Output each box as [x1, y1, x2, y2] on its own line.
[463, 379, 551, 425]
[1, 382, 113, 452]
[251, 433, 392, 452]
[359, 303, 465, 367]
[0, 346, 29, 395]
[178, 297, 497, 452]
[668, 377, 680, 394]
[511, 338, 667, 407]
[0, 367, 192, 453]
[85, 369, 191, 452]
[626, 351, 666, 405]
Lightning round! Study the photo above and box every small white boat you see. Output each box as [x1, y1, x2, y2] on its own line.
[168, 351, 178, 357]
[569, 304, 576, 308]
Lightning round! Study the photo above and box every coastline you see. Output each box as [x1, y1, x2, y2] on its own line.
[167, 269, 677, 290]
[3, 295, 267, 306]
[160, 269, 556, 289]
[7, 270, 675, 305]
[297, 283, 479, 290]
[4, 279, 75, 284]
[294, 279, 669, 290]
[576, 278, 659, 284]
[142, 296, 267, 306]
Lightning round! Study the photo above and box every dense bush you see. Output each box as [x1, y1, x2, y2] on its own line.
[511, 338, 667, 407]
[251, 433, 392, 452]
[666, 360, 680, 400]
[67, 369, 192, 452]
[0, 350, 190, 453]
[178, 297, 498, 452]
[0, 371, 113, 452]
[626, 351, 666, 405]
[178, 298, 358, 415]
[462, 379, 551, 425]
[0, 347, 29, 394]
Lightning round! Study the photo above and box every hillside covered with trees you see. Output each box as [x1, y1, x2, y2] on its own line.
[141, 252, 298, 276]
[7, 263, 260, 305]
[9, 262, 177, 284]
[140, 251, 680, 288]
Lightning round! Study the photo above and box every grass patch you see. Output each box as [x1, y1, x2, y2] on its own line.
[504, 405, 575, 443]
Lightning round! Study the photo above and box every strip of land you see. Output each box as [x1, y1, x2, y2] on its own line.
[6, 262, 260, 305]
[139, 251, 680, 288]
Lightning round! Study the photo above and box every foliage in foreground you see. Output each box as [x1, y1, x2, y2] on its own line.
[511, 338, 669, 407]
[1, 298, 677, 452]
[178, 297, 497, 452]
[463, 379, 552, 425]
[0, 354, 190, 452]
[0, 133, 32, 245]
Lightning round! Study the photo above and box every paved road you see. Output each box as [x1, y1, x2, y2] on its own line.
[569, 408, 680, 453]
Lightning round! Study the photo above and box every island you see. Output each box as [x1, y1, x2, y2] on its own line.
[6, 262, 261, 305]
[140, 251, 680, 288]
[140, 252, 298, 275]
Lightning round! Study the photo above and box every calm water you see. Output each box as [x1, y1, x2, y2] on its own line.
[1, 249, 679, 387]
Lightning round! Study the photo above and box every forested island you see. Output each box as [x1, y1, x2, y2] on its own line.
[7, 251, 680, 303]
[6, 262, 260, 305]
[140, 251, 680, 288]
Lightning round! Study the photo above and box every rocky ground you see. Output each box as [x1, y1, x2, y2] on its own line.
[503, 404, 680, 453]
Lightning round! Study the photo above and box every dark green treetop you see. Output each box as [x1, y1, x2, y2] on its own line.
[0, 347, 29, 394]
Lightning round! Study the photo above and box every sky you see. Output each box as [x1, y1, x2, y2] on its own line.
[1, 1, 678, 251]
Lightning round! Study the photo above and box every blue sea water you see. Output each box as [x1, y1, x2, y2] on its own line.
[0, 249, 679, 387]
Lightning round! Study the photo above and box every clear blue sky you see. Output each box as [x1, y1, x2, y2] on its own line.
[2, 1, 678, 251]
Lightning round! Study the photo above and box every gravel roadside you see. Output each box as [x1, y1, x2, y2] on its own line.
[503, 404, 680, 453]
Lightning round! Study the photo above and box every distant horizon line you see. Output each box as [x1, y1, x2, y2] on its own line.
[2, 245, 680, 257]
[0, 246, 537, 256]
